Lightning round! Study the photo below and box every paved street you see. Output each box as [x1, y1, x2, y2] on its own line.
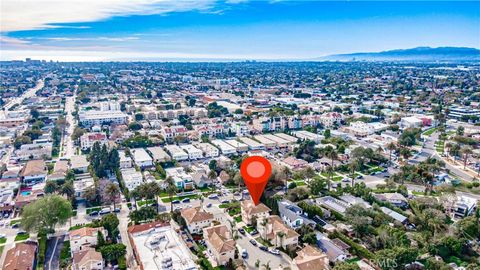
[3, 79, 44, 111]
[44, 235, 65, 270]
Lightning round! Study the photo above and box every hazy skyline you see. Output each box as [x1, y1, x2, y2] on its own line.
[1, 1, 479, 61]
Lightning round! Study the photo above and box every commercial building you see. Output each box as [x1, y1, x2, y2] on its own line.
[128, 221, 198, 270]
[262, 134, 290, 148]
[79, 110, 127, 127]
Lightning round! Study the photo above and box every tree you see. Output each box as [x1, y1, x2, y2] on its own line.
[456, 126, 465, 136]
[166, 177, 178, 213]
[376, 247, 418, 270]
[128, 122, 142, 131]
[461, 147, 473, 169]
[14, 136, 32, 149]
[44, 181, 58, 194]
[97, 231, 106, 248]
[129, 206, 157, 224]
[71, 127, 86, 141]
[208, 160, 217, 172]
[100, 244, 126, 262]
[102, 214, 120, 241]
[308, 176, 326, 195]
[387, 142, 397, 163]
[105, 183, 120, 211]
[60, 181, 75, 199]
[143, 182, 161, 213]
[333, 263, 361, 270]
[22, 195, 72, 233]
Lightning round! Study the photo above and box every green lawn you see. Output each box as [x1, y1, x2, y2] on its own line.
[255, 237, 273, 247]
[15, 233, 30, 242]
[422, 127, 437, 136]
[227, 208, 241, 217]
[86, 207, 102, 214]
[10, 219, 21, 226]
[0, 237, 6, 244]
[234, 215, 242, 223]
[243, 226, 255, 233]
[161, 194, 198, 203]
[137, 199, 156, 207]
[0, 246, 4, 260]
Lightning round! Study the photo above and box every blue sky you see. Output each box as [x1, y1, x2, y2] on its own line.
[1, 1, 479, 61]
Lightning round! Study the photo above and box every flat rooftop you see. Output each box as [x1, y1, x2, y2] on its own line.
[130, 225, 197, 270]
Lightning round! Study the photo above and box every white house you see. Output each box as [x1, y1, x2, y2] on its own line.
[181, 207, 214, 234]
[131, 148, 153, 168]
[69, 227, 107, 253]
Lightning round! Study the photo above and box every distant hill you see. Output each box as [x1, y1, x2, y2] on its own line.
[321, 47, 480, 62]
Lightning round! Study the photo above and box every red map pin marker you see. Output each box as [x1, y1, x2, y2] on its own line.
[240, 156, 272, 205]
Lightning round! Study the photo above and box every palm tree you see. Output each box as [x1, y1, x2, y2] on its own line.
[387, 142, 397, 163]
[262, 261, 272, 270]
[348, 159, 360, 187]
[166, 177, 178, 213]
[260, 218, 269, 240]
[146, 182, 162, 213]
[276, 231, 286, 249]
[461, 147, 473, 169]
[208, 170, 218, 187]
[130, 188, 141, 210]
[326, 166, 334, 191]
[444, 142, 453, 159]
[105, 182, 120, 211]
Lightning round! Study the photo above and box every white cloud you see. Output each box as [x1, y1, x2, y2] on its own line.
[1, 0, 216, 32]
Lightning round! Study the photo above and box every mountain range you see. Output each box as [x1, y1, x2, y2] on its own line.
[321, 47, 480, 62]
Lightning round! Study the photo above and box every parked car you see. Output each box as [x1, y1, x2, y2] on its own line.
[206, 203, 212, 208]
[181, 198, 190, 203]
[208, 194, 218, 199]
[242, 250, 248, 258]
[249, 239, 257, 246]
[250, 229, 258, 236]
[269, 249, 280, 255]
[259, 245, 268, 251]
[221, 200, 230, 204]
[171, 200, 180, 204]
[238, 228, 246, 235]
[99, 208, 111, 215]
[89, 211, 99, 216]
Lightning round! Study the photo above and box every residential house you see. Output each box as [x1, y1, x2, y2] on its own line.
[181, 207, 214, 234]
[80, 132, 107, 150]
[240, 199, 271, 225]
[21, 160, 47, 185]
[70, 155, 89, 173]
[278, 200, 315, 229]
[69, 227, 107, 253]
[316, 233, 348, 262]
[48, 160, 69, 181]
[118, 150, 132, 169]
[256, 215, 299, 250]
[2, 242, 38, 270]
[373, 193, 408, 208]
[203, 225, 236, 266]
[131, 148, 153, 168]
[291, 245, 330, 270]
[72, 248, 104, 270]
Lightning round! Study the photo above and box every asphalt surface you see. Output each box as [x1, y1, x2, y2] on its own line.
[44, 235, 65, 270]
